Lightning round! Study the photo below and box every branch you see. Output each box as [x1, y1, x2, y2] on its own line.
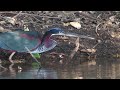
[25, 46, 40, 64]
[69, 37, 80, 59]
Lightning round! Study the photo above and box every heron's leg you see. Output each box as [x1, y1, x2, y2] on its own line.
[9, 52, 16, 64]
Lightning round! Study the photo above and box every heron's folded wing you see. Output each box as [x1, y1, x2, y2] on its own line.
[0, 31, 41, 52]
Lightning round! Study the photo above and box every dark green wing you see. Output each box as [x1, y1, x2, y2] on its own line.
[0, 31, 42, 52]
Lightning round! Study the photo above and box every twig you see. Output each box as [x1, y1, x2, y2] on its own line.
[69, 37, 80, 59]
[97, 14, 102, 19]
[31, 15, 42, 22]
[95, 22, 102, 36]
[92, 40, 101, 49]
[12, 11, 22, 18]
[25, 46, 40, 64]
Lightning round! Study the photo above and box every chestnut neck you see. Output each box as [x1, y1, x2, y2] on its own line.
[41, 33, 52, 44]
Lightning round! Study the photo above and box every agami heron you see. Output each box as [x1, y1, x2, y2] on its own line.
[0, 28, 94, 63]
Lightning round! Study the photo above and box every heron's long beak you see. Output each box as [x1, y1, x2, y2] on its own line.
[57, 32, 95, 40]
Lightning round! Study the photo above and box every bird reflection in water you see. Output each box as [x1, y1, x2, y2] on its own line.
[36, 68, 58, 79]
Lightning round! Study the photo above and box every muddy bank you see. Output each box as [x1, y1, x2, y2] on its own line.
[0, 11, 120, 64]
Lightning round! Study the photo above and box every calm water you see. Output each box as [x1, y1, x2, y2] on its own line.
[0, 57, 120, 79]
[0, 34, 117, 79]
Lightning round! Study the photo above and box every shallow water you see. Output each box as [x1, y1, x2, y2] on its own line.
[0, 57, 120, 79]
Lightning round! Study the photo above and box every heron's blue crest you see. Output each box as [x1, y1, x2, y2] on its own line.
[41, 28, 65, 44]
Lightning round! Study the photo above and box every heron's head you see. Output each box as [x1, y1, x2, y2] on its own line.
[41, 28, 95, 44]
[46, 28, 95, 39]
[41, 28, 65, 44]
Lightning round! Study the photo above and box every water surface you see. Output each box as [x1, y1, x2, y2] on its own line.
[0, 57, 120, 79]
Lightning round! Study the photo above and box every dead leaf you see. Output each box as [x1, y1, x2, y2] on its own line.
[4, 17, 16, 25]
[110, 31, 120, 38]
[106, 20, 113, 26]
[63, 22, 70, 26]
[0, 21, 6, 24]
[24, 25, 29, 31]
[109, 16, 115, 22]
[0, 26, 4, 31]
[113, 54, 120, 58]
[0, 26, 11, 32]
[70, 22, 81, 29]
[104, 16, 117, 28]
